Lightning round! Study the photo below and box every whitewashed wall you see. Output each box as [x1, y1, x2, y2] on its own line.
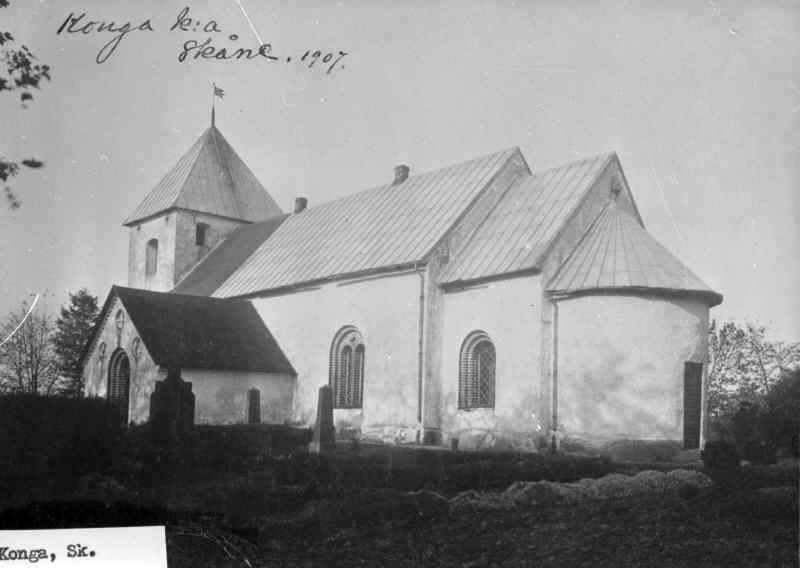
[83, 296, 161, 424]
[439, 275, 542, 450]
[128, 215, 177, 292]
[556, 293, 710, 443]
[184, 369, 294, 424]
[251, 271, 422, 441]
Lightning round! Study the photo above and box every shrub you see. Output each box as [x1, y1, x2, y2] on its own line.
[0, 394, 123, 496]
[111, 423, 314, 486]
[600, 439, 683, 462]
[701, 440, 741, 487]
[761, 368, 800, 457]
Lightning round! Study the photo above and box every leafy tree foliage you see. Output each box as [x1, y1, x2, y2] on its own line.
[53, 289, 100, 397]
[1, 0, 51, 209]
[707, 320, 800, 420]
[707, 320, 800, 459]
[0, 296, 61, 394]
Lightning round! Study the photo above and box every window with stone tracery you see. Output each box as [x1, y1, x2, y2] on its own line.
[329, 326, 365, 409]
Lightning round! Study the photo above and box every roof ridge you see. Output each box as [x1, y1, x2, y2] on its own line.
[209, 125, 246, 217]
[122, 133, 207, 225]
[172, 127, 219, 213]
[115, 284, 248, 304]
[532, 152, 616, 269]
[207, 126, 240, 217]
[532, 151, 617, 178]
[421, 147, 522, 262]
[297, 146, 520, 216]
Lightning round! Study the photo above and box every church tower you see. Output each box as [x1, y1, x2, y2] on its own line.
[123, 124, 283, 292]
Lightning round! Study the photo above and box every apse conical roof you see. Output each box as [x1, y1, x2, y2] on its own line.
[124, 126, 283, 226]
[547, 201, 722, 306]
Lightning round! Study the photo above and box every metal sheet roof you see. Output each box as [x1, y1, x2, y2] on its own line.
[214, 148, 519, 297]
[547, 202, 722, 305]
[124, 126, 283, 225]
[440, 152, 615, 284]
[173, 215, 288, 296]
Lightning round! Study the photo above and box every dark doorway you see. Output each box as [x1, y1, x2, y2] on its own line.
[683, 362, 703, 449]
[247, 388, 261, 424]
[108, 349, 131, 426]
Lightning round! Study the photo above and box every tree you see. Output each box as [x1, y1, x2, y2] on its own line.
[762, 368, 800, 456]
[0, 296, 61, 394]
[1, 0, 51, 209]
[53, 289, 100, 397]
[707, 320, 800, 420]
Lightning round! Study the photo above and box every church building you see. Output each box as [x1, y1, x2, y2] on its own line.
[81, 121, 722, 451]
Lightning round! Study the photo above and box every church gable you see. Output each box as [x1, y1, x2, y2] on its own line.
[534, 153, 641, 281]
[82, 286, 295, 375]
[439, 152, 621, 286]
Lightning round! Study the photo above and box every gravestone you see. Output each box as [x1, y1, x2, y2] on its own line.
[311, 385, 335, 453]
[149, 366, 195, 447]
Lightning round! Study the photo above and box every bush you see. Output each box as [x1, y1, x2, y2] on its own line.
[709, 368, 800, 463]
[450, 469, 713, 512]
[761, 368, 800, 457]
[0, 394, 123, 497]
[701, 440, 741, 487]
[601, 440, 683, 462]
[190, 424, 312, 470]
[110, 423, 314, 487]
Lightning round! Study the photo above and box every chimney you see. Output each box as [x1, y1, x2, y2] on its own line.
[294, 197, 308, 213]
[393, 164, 410, 186]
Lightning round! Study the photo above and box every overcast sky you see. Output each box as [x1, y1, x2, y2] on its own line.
[1, 0, 798, 340]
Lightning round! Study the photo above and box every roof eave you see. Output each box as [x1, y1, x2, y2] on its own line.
[221, 261, 428, 299]
[421, 147, 525, 263]
[78, 285, 122, 371]
[123, 207, 259, 227]
[440, 266, 541, 291]
[546, 286, 723, 307]
[532, 152, 617, 269]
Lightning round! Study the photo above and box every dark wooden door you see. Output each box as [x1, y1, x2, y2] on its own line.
[683, 362, 703, 449]
[247, 388, 261, 424]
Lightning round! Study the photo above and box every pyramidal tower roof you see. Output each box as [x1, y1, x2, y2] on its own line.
[547, 201, 722, 306]
[124, 126, 283, 226]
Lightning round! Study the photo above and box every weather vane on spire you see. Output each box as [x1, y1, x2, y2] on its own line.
[211, 82, 224, 126]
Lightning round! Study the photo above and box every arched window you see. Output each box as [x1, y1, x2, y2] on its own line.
[145, 238, 158, 277]
[247, 388, 261, 424]
[196, 222, 209, 246]
[108, 348, 131, 426]
[329, 326, 365, 409]
[459, 331, 496, 410]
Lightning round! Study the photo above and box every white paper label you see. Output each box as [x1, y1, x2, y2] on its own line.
[0, 526, 167, 566]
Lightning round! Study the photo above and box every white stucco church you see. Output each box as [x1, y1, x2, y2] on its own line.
[81, 120, 722, 452]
